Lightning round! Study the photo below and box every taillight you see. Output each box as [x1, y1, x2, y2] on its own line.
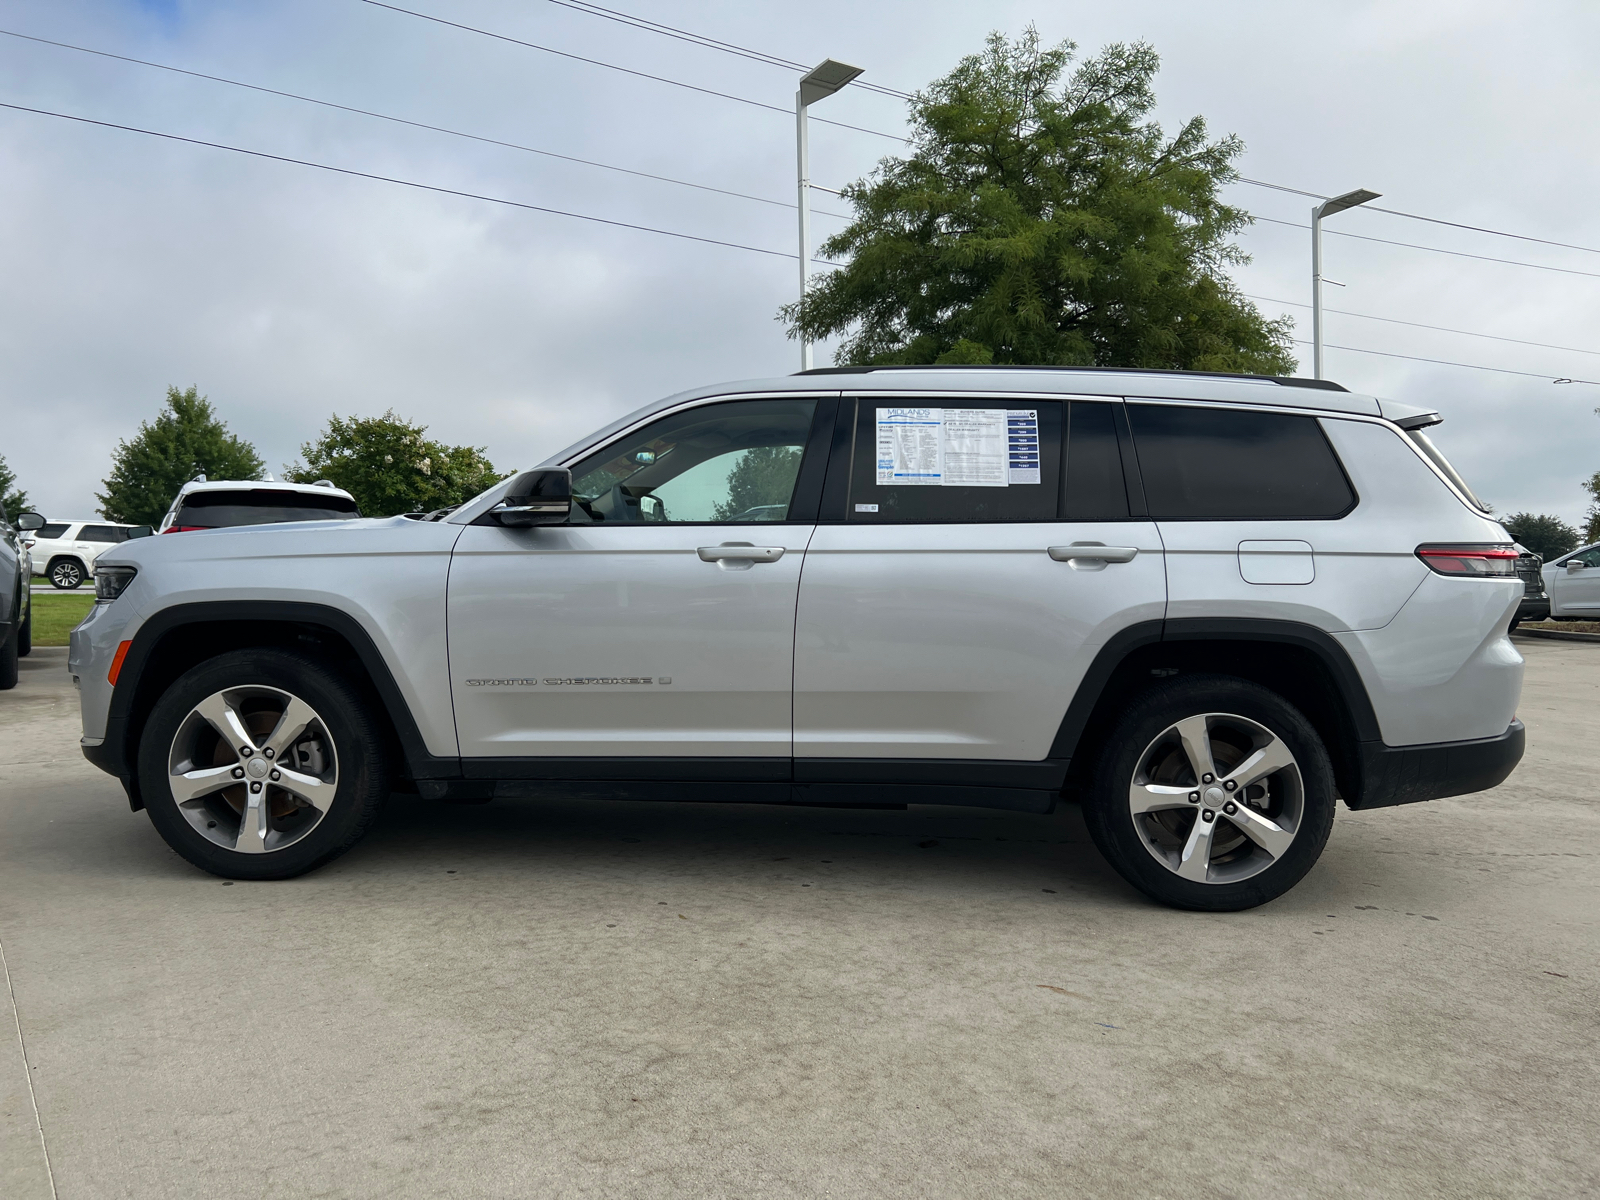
[1416, 544, 1519, 577]
[162, 525, 206, 533]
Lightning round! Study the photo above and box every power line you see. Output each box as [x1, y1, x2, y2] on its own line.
[538, 0, 914, 101]
[0, 26, 855, 218]
[1293, 338, 1600, 386]
[1238, 176, 1600, 257]
[1247, 293, 1600, 358]
[356, 0, 907, 143]
[1251, 214, 1600, 280]
[0, 99, 834, 262]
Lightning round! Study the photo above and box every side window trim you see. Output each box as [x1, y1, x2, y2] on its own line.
[1110, 401, 1150, 518]
[817, 397, 857, 523]
[786, 395, 839, 524]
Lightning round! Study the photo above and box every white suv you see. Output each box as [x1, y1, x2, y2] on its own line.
[27, 519, 145, 589]
[69, 368, 1525, 910]
[157, 478, 359, 532]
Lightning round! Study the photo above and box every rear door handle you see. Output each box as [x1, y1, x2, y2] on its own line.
[697, 544, 785, 564]
[1048, 543, 1138, 564]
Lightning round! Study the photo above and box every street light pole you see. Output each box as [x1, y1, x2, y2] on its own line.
[795, 58, 863, 372]
[1311, 187, 1381, 379]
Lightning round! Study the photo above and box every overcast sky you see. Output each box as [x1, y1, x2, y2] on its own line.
[2, 0, 1597, 527]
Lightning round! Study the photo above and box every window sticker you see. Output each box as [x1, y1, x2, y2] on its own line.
[876, 407, 943, 485]
[875, 407, 1040, 486]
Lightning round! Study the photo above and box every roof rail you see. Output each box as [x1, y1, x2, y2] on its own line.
[794, 364, 1349, 392]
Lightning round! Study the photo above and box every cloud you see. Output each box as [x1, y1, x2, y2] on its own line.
[2, 0, 1596, 525]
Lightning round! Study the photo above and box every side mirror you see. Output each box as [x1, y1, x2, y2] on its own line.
[127, 525, 154, 539]
[14, 512, 45, 532]
[1569, 560, 1585, 574]
[492, 469, 572, 527]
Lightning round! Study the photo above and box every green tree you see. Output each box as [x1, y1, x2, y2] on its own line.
[782, 30, 1295, 373]
[0, 454, 29, 520]
[1583, 471, 1600, 543]
[711, 446, 804, 520]
[1502, 512, 1580, 560]
[287, 411, 507, 517]
[98, 386, 265, 524]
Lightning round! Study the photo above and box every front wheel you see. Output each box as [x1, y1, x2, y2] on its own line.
[1081, 674, 1337, 911]
[137, 649, 389, 879]
[49, 558, 85, 589]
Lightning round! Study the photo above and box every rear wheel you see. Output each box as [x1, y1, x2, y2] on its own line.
[137, 649, 389, 879]
[1081, 674, 1337, 911]
[48, 558, 84, 589]
[16, 605, 30, 657]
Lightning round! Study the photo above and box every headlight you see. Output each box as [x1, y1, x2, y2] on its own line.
[95, 566, 138, 602]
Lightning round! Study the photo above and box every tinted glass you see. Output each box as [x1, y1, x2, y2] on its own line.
[1064, 401, 1129, 520]
[568, 398, 817, 523]
[846, 399, 1063, 522]
[37, 523, 69, 540]
[79, 525, 125, 543]
[1573, 548, 1600, 568]
[175, 489, 360, 529]
[1128, 404, 1355, 520]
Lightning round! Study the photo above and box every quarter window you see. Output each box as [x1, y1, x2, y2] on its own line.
[846, 399, 1064, 522]
[568, 398, 817, 523]
[1128, 404, 1355, 520]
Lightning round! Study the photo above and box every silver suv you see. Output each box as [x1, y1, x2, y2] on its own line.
[69, 368, 1525, 910]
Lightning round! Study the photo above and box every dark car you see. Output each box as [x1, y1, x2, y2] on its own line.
[1510, 544, 1548, 630]
[2, 505, 47, 688]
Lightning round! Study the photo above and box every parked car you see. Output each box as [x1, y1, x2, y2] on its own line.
[25, 519, 147, 589]
[157, 478, 359, 533]
[1542, 542, 1600, 619]
[1509, 543, 1549, 630]
[2, 506, 46, 688]
[71, 367, 1525, 910]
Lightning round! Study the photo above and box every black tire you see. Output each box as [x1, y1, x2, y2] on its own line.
[1081, 674, 1337, 911]
[48, 558, 84, 590]
[17, 605, 31, 657]
[137, 648, 390, 880]
[0, 619, 16, 690]
[1508, 617, 1521, 633]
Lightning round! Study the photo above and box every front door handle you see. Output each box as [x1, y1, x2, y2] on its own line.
[1048, 542, 1138, 564]
[698, 544, 785, 564]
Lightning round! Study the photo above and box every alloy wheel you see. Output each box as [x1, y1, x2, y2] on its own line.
[1127, 711, 1303, 885]
[51, 561, 83, 589]
[165, 685, 339, 854]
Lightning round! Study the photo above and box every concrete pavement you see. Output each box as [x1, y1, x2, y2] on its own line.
[1, 641, 1595, 1199]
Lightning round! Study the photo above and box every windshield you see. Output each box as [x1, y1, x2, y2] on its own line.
[1406, 429, 1489, 512]
[174, 489, 360, 529]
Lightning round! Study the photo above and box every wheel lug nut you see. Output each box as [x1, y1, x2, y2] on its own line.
[270, 770, 280, 781]
[1201, 773, 1214, 784]
[1224, 780, 1237, 791]
[240, 747, 252, 757]
[1224, 802, 1237, 815]
[263, 748, 273, 759]
[231, 767, 245, 779]
[1201, 811, 1215, 823]
[1188, 792, 1199, 803]
[249, 781, 262, 793]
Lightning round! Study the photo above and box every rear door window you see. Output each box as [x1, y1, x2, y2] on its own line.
[1127, 404, 1355, 520]
[79, 524, 126, 543]
[845, 399, 1064, 522]
[175, 490, 361, 528]
[36, 523, 69, 540]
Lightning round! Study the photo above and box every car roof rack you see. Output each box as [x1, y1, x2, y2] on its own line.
[794, 364, 1349, 392]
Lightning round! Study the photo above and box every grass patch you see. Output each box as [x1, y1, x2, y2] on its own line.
[29, 592, 96, 646]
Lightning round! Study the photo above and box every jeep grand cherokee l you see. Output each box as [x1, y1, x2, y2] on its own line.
[68, 367, 1525, 910]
